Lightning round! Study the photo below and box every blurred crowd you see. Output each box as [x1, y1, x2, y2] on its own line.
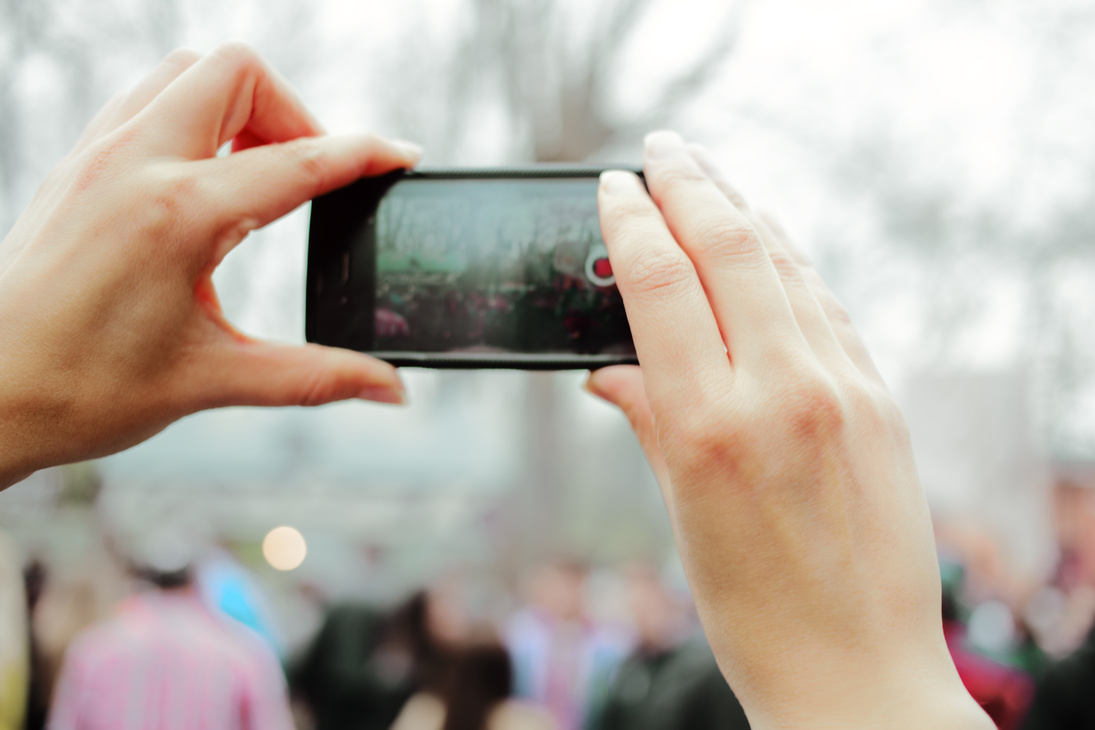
[2, 486, 1095, 730]
[0, 530, 747, 730]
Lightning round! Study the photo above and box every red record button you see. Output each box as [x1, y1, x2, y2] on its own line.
[593, 257, 612, 279]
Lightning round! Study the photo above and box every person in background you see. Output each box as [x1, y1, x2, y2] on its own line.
[196, 544, 285, 657]
[22, 559, 48, 730]
[1020, 623, 1095, 728]
[289, 599, 410, 730]
[597, 565, 750, 730]
[505, 562, 626, 730]
[48, 531, 293, 730]
[392, 633, 557, 730]
[938, 562, 1033, 729]
[290, 587, 462, 730]
[0, 531, 28, 730]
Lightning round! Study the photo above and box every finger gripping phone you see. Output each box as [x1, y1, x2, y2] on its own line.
[306, 168, 639, 369]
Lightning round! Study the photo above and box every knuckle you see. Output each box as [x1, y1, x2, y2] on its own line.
[834, 377, 913, 451]
[767, 248, 802, 284]
[692, 217, 762, 265]
[297, 368, 338, 407]
[163, 47, 202, 68]
[284, 136, 329, 195]
[668, 410, 746, 482]
[679, 414, 733, 458]
[835, 375, 876, 415]
[654, 164, 709, 193]
[212, 41, 262, 73]
[157, 168, 203, 210]
[135, 168, 204, 246]
[70, 130, 136, 193]
[621, 247, 696, 297]
[601, 195, 656, 233]
[873, 388, 904, 423]
[862, 385, 911, 442]
[781, 374, 846, 440]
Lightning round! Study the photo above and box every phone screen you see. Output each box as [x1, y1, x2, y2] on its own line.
[308, 171, 638, 368]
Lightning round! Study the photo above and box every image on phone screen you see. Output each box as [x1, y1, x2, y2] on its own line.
[308, 171, 638, 368]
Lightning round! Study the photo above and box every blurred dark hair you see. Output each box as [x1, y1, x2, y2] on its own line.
[385, 591, 452, 692]
[547, 556, 590, 577]
[23, 558, 47, 610]
[441, 636, 513, 730]
[941, 590, 959, 623]
[143, 566, 192, 590]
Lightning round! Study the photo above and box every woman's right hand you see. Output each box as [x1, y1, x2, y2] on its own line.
[590, 132, 992, 729]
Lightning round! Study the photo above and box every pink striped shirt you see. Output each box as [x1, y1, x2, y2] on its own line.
[48, 590, 294, 730]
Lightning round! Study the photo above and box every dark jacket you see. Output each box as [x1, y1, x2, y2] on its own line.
[289, 603, 415, 730]
[1022, 625, 1095, 730]
[597, 639, 750, 730]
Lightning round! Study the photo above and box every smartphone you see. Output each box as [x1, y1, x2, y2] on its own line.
[306, 168, 639, 369]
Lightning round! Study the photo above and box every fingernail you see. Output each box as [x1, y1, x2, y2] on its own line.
[644, 130, 684, 159]
[358, 384, 408, 405]
[600, 170, 643, 195]
[392, 139, 424, 161]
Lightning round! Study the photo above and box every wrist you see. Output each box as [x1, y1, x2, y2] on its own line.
[0, 342, 82, 489]
[0, 383, 54, 490]
[753, 683, 992, 730]
[736, 645, 993, 730]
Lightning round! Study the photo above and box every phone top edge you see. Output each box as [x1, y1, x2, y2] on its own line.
[403, 166, 643, 179]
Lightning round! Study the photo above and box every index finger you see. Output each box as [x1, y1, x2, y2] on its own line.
[139, 42, 322, 159]
[598, 171, 730, 411]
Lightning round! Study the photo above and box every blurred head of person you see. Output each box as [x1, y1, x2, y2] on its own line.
[625, 564, 687, 653]
[427, 572, 471, 646]
[24, 557, 47, 611]
[441, 632, 514, 730]
[528, 559, 589, 624]
[131, 528, 202, 590]
[384, 582, 469, 691]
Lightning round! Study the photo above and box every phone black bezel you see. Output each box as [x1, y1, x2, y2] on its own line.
[306, 166, 642, 370]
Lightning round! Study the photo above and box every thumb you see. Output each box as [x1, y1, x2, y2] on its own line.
[204, 340, 407, 408]
[584, 365, 674, 517]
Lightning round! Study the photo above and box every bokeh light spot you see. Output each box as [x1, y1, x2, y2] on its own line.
[262, 526, 307, 571]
